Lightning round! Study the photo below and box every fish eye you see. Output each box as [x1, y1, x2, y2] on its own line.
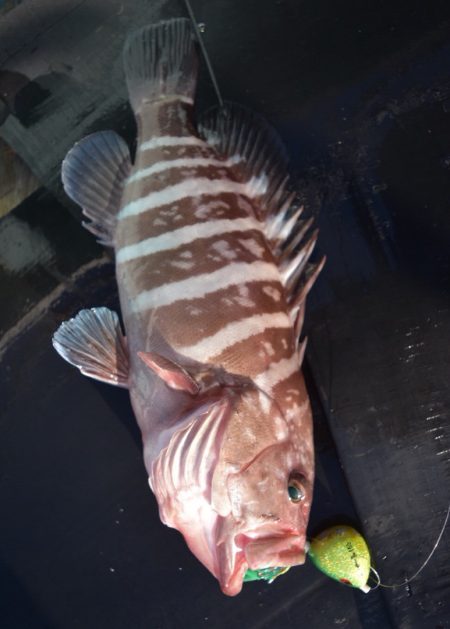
[288, 472, 306, 503]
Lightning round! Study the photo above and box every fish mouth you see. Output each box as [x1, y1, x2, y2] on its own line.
[217, 548, 248, 596]
[216, 532, 306, 596]
[243, 534, 306, 569]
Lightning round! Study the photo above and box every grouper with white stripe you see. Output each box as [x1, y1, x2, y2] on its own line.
[53, 18, 325, 596]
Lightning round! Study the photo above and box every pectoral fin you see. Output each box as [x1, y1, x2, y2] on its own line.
[61, 131, 131, 246]
[52, 307, 129, 387]
[138, 351, 199, 395]
[151, 396, 232, 512]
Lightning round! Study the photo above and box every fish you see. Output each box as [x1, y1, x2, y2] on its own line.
[52, 18, 325, 596]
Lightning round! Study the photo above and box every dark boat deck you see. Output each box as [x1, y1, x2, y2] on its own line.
[1, 1, 450, 627]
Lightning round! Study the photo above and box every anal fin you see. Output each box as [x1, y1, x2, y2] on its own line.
[62, 131, 131, 246]
[52, 307, 129, 387]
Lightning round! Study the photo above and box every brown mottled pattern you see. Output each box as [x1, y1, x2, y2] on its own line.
[116, 192, 255, 247]
[150, 281, 287, 352]
[273, 371, 314, 481]
[137, 99, 197, 137]
[115, 99, 297, 394]
[156, 287, 289, 364]
[210, 326, 297, 379]
[272, 369, 308, 406]
[125, 230, 270, 292]
[137, 143, 224, 171]
[127, 157, 236, 198]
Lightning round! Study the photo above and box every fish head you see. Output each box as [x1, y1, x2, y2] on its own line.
[214, 447, 312, 594]
[147, 361, 313, 596]
[210, 388, 314, 595]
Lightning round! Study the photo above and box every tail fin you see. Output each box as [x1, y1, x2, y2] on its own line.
[123, 18, 198, 112]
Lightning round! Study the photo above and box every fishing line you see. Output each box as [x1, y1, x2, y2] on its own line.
[368, 501, 450, 591]
[306, 501, 450, 593]
[183, 0, 225, 109]
[180, 3, 449, 593]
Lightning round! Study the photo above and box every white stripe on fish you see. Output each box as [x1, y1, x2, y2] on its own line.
[139, 136, 205, 152]
[118, 176, 268, 220]
[116, 217, 263, 263]
[255, 353, 300, 392]
[130, 260, 280, 312]
[255, 353, 300, 412]
[127, 156, 243, 184]
[178, 312, 291, 361]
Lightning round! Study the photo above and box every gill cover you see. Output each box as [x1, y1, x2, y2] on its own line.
[149, 396, 232, 576]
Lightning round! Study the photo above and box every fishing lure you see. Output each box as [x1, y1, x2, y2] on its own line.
[244, 506, 450, 593]
[242, 526, 372, 592]
[307, 525, 371, 592]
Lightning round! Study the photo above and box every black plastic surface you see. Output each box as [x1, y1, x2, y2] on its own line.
[1, 1, 450, 627]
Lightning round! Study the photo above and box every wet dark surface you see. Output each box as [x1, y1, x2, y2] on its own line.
[1, 0, 450, 627]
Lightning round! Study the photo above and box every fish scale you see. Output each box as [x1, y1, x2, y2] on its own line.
[115, 106, 292, 382]
[53, 18, 324, 596]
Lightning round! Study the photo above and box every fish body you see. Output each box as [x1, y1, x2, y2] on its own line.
[53, 19, 324, 596]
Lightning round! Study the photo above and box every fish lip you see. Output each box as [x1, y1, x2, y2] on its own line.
[217, 548, 248, 596]
[216, 531, 306, 595]
[243, 533, 306, 569]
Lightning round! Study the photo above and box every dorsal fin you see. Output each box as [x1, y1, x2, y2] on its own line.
[52, 307, 129, 387]
[289, 257, 326, 353]
[198, 102, 290, 220]
[61, 131, 131, 246]
[199, 102, 325, 342]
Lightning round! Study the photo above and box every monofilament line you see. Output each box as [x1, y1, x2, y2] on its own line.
[183, 0, 224, 109]
[370, 501, 450, 590]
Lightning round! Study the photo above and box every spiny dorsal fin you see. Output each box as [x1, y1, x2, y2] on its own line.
[281, 229, 319, 291]
[289, 257, 326, 313]
[198, 102, 325, 347]
[52, 307, 129, 387]
[198, 102, 290, 220]
[289, 257, 326, 350]
[61, 131, 131, 246]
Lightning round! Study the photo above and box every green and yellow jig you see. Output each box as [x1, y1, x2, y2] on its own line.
[243, 525, 372, 592]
